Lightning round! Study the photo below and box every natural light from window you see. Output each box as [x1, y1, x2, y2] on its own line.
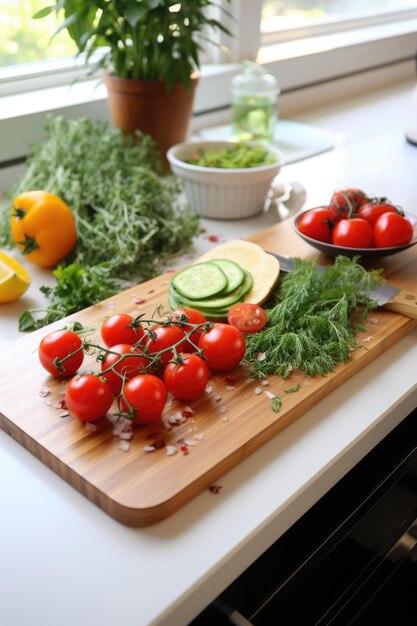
[0, 0, 75, 70]
[261, 0, 417, 32]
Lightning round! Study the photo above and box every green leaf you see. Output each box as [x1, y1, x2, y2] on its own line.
[32, 6, 54, 19]
[284, 384, 301, 394]
[125, 6, 149, 28]
[18, 310, 39, 332]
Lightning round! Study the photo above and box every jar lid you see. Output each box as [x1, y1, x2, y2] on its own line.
[232, 61, 280, 97]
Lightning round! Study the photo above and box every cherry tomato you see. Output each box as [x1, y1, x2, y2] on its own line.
[332, 218, 374, 248]
[39, 330, 84, 377]
[65, 374, 113, 422]
[198, 323, 246, 371]
[120, 375, 166, 424]
[297, 207, 332, 243]
[100, 343, 152, 395]
[147, 324, 186, 365]
[164, 354, 209, 401]
[101, 313, 145, 348]
[329, 188, 368, 223]
[356, 201, 399, 227]
[227, 303, 267, 334]
[373, 212, 413, 248]
[170, 307, 207, 352]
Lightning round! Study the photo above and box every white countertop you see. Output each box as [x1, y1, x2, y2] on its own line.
[1, 80, 417, 626]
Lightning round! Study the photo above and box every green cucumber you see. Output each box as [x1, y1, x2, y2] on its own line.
[172, 262, 227, 299]
[169, 271, 253, 310]
[210, 259, 244, 294]
[168, 290, 232, 320]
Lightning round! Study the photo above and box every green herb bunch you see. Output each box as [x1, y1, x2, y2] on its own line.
[0, 115, 198, 280]
[19, 263, 124, 332]
[186, 143, 276, 169]
[34, 1, 232, 90]
[245, 256, 384, 379]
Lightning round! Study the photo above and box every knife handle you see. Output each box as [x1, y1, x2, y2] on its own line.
[382, 290, 417, 320]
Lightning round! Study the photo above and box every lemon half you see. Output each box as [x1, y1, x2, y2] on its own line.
[0, 250, 31, 303]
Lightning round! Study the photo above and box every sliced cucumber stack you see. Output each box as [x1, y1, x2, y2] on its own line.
[169, 259, 253, 319]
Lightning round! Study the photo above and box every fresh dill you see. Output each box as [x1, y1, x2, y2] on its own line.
[245, 256, 384, 379]
[271, 395, 282, 413]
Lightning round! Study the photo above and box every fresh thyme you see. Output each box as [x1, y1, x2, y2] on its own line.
[245, 256, 384, 379]
[0, 116, 199, 280]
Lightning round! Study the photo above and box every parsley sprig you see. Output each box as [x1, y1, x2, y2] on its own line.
[19, 263, 123, 332]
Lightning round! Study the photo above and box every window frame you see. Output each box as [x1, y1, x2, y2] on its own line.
[1, 1, 417, 178]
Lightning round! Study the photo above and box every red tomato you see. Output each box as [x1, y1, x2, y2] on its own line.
[164, 354, 209, 401]
[170, 307, 207, 351]
[329, 188, 368, 222]
[100, 343, 152, 395]
[39, 330, 84, 377]
[147, 324, 187, 365]
[198, 323, 246, 371]
[297, 207, 332, 243]
[101, 313, 145, 348]
[65, 374, 113, 422]
[332, 218, 374, 248]
[373, 213, 413, 248]
[227, 303, 267, 334]
[357, 201, 399, 227]
[120, 375, 167, 424]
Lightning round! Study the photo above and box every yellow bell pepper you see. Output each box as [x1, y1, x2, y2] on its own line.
[11, 191, 77, 268]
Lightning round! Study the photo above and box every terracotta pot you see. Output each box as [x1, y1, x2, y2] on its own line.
[102, 73, 198, 168]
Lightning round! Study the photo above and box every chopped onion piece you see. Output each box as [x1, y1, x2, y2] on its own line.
[166, 445, 178, 457]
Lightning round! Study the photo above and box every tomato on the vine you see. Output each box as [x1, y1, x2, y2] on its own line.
[164, 354, 209, 402]
[100, 343, 152, 395]
[373, 212, 413, 248]
[120, 374, 166, 424]
[39, 330, 84, 377]
[332, 218, 373, 248]
[147, 324, 187, 365]
[329, 187, 368, 223]
[101, 313, 145, 348]
[170, 307, 207, 352]
[65, 374, 113, 422]
[356, 201, 399, 226]
[198, 323, 246, 371]
[227, 303, 267, 334]
[297, 207, 332, 243]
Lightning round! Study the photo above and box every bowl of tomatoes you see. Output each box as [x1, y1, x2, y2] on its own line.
[293, 187, 417, 259]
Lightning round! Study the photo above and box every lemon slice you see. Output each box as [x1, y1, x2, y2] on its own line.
[0, 250, 31, 303]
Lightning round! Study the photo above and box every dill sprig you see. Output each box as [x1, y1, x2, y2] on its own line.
[245, 256, 384, 379]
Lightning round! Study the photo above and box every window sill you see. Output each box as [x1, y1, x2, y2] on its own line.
[1, 19, 416, 173]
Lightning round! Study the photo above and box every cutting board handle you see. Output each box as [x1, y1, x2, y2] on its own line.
[382, 290, 417, 319]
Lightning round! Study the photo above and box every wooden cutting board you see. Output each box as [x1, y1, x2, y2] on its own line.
[1, 219, 416, 526]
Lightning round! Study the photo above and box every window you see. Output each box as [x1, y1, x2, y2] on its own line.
[261, 0, 417, 42]
[0, 0, 76, 70]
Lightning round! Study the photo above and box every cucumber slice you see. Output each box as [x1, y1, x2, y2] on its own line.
[210, 259, 244, 294]
[168, 290, 232, 320]
[169, 271, 253, 310]
[172, 262, 227, 299]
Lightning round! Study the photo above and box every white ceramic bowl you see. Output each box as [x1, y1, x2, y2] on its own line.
[166, 140, 284, 219]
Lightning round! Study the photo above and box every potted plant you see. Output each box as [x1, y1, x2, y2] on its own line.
[35, 1, 232, 165]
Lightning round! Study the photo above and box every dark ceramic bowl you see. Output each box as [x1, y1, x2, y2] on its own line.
[292, 209, 417, 260]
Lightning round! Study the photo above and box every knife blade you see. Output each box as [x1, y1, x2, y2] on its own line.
[268, 251, 417, 320]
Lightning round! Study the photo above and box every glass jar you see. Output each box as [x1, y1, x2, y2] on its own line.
[231, 61, 280, 144]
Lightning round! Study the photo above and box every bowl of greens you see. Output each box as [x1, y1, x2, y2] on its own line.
[167, 140, 284, 219]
